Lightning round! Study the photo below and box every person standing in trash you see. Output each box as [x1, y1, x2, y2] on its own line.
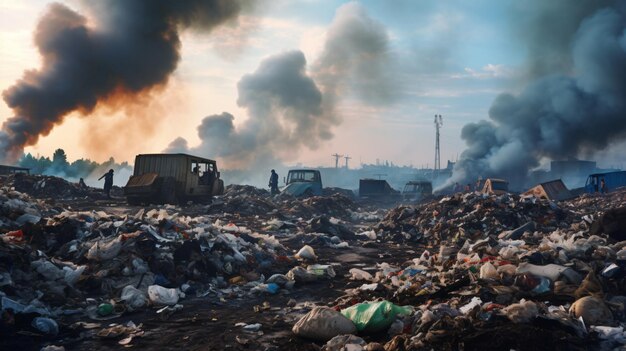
[269, 169, 279, 195]
[98, 169, 114, 198]
[601, 178, 608, 194]
[78, 178, 87, 189]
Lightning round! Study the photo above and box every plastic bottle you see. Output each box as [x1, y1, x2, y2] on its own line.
[97, 303, 114, 316]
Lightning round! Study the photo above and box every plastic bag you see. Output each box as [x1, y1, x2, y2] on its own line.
[148, 285, 182, 305]
[295, 245, 317, 260]
[340, 301, 413, 332]
[292, 306, 357, 341]
[32, 317, 59, 335]
[87, 237, 122, 261]
[31, 259, 64, 281]
[323, 334, 366, 351]
[308, 264, 336, 278]
[349, 268, 373, 281]
[121, 285, 148, 311]
[502, 299, 538, 323]
[287, 267, 318, 283]
[479, 262, 498, 280]
[570, 296, 613, 325]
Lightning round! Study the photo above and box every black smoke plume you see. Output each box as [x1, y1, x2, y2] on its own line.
[450, 1, 626, 188]
[1, 0, 245, 162]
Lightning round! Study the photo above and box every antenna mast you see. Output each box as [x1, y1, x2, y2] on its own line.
[332, 153, 343, 168]
[434, 114, 443, 174]
[344, 155, 352, 169]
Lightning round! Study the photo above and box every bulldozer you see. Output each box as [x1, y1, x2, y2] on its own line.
[124, 153, 224, 205]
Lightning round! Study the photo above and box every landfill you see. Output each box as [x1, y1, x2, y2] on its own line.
[1, 174, 626, 350]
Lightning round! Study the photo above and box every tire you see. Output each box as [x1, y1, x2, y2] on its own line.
[303, 188, 314, 197]
[159, 177, 177, 204]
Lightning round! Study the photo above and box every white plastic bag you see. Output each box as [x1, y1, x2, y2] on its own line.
[295, 245, 317, 260]
[479, 262, 498, 280]
[121, 285, 149, 311]
[349, 268, 373, 281]
[148, 285, 182, 306]
[87, 237, 122, 261]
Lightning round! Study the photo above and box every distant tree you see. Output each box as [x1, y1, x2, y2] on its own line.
[52, 148, 69, 168]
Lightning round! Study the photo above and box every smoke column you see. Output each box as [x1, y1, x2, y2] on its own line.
[1, 0, 246, 162]
[167, 2, 395, 176]
[450, 0, 626, 188]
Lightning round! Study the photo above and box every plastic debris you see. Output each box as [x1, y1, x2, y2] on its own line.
[341, 301, 413, 333]
[292, 306, 357, 341]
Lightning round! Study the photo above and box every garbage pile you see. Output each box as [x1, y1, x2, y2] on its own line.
[375, 191, 570, 242]
[282, 194, 358, 220]
[0, 173, 105, 200]
[212, 185, 368, 223]
[291, 189, 626, 350]
[0, 186, 318, 344]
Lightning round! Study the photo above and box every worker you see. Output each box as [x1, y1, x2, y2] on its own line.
[601, 178, 608, 194]
[78, 178, 87, 189]
[98, 169, 114, 199]
[269, 169, 279, 195]
[464, 184, 471, 192]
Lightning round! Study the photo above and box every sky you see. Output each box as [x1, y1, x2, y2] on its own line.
[0, 0, 623, 171]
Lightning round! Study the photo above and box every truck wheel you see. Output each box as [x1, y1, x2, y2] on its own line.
[304, 188, 314, 197]
[160, 177, 177, 204]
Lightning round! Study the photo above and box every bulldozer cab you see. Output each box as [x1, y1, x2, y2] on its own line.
[189, 159, 218, 188]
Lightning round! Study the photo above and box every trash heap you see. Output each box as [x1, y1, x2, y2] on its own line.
[0, 173, 106, 200]
[292, 189, 626, 350]
[0, 185, 313, 343]
[212, 185, 376, 227]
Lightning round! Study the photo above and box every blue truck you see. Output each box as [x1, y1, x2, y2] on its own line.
[281, 169, 323, 197]
[584, 171, 626, 193]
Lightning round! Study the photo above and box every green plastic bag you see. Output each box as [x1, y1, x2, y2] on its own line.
[340, 301, 413, 332]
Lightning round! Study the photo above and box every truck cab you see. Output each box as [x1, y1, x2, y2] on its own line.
[585, 171, 626, 193]
[281, 169, 322, 197]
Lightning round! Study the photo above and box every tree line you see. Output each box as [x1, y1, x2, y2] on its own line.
[18, 149, 132, 179]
